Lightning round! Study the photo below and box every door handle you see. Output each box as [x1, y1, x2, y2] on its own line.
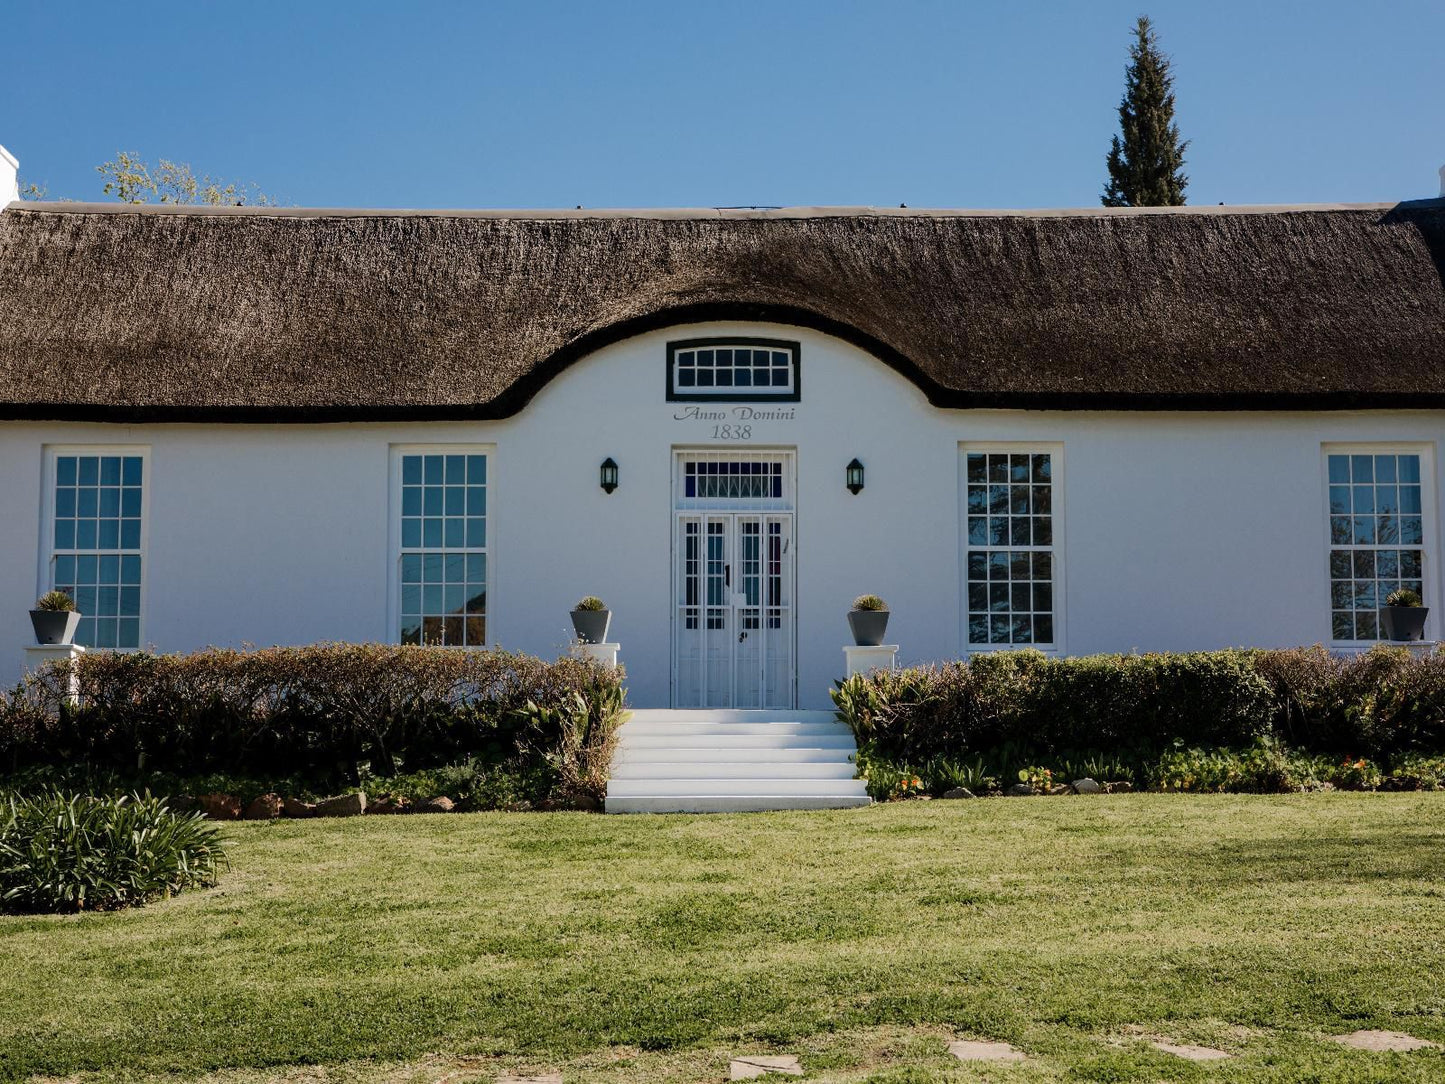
[725, 564, 730, 588]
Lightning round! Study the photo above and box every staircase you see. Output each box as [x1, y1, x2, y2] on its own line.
[605, 709, 871, 813]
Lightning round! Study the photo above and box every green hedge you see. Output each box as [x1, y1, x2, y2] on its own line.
[833, 646, 1445, 766]
[0, 645, 628, 805]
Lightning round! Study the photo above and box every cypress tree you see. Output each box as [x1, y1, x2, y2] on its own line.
[1102, 16, 1188, 207]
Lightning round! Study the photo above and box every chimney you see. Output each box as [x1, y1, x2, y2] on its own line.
[0, 144, 17, 205]
[1439, 164, 1445, 199]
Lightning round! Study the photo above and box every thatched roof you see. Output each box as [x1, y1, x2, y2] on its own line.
[1, 199, 1443, 420]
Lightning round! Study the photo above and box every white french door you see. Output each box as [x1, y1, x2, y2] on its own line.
[672, 452, 796, 708]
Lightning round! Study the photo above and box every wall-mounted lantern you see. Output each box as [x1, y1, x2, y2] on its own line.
[600, 457, 619, 494]
[846, 458, 865, 495]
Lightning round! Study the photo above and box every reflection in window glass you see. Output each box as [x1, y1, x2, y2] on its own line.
[51, 454, 144, 648]
[1327, 452, 1424, 641]
[966, 451, 1055, 646]
[399, 453, 487, 646]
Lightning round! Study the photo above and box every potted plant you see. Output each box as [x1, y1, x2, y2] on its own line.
[848, 594, 890, 646]
[1382, 587, 1429, 642]
[571, 596, 612, 644]
[30, 590, 81, 646]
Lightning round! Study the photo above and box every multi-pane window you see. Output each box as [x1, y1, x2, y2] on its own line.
[398, 452, 487, 647]
[684, 460, 783, 500]
[739, 519, 786, 631]
[679, 518, 786, 633]
[1328, 451, 1425, 642]
[683, 521, 724, 631]
[965, 450, 1056, 646]
[50, 453, 144, 648]
[667, 339, 800, 400]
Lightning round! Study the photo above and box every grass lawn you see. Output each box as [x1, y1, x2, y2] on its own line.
[3, 794, 1444, 1083]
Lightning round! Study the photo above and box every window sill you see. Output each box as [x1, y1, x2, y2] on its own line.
[1330, 640, 1439, 655]
[965, 644, 1061, 655]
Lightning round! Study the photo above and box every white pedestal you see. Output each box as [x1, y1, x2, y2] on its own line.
[574, 641, 620, 668]
[23, 642, 85, 703]
[844, 644, 898, 678]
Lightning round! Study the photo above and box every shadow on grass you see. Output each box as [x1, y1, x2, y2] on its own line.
[1169, 829, 1445, 888]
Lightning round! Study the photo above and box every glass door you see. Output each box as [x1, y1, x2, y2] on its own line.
[672, 452, 796, 708]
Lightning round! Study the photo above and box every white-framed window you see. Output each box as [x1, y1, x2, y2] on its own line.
[666, 338, 800, 402]
[390, 447, 490, 647]
[42, 447, 148, 649]
[962, 444, 1062, 650]
[1324, 444, 1434, 644]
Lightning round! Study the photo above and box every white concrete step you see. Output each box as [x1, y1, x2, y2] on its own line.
[605, 794, 872, 814]
[621, 720, 848, 737]
[627, 709, 838, 723]
[605, 709, 867, 814]
[614, 745, 854, 765]
[609, 760, 858, 780]
[607, 778, 869, 798]
[617, 733, 856, 753]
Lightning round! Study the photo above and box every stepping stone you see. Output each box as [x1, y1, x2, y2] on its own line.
[729, 1055, 803, 1079]
[1150, 1041, 1231, 1061]
[948, 1040, 1026, 1062]
[1331, 1030, 1441, 1053]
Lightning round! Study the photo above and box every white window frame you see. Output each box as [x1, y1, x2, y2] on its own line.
[37, 444, 151, 652]
[959, 442, 1065, 655]
[387, 444, 495, 649]
[1321, 442, 1437, 648]
[666, 338, 801, 402]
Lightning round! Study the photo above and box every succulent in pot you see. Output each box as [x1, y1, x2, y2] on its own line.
[847, 594, 890, 646]
[30, 590, 82, 646]
[1381, 587, 1429, 642]
[570, 596, 612, 644]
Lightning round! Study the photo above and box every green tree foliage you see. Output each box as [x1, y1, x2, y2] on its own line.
[96, 151, 276, 206]
[1102, 16, 1188, 207]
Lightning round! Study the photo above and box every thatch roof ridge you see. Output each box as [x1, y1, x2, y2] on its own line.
[6, 198, 1433, 220]
[1, 199, 1442, 421]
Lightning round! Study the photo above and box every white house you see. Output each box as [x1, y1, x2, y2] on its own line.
[3, 146, 1444, 719]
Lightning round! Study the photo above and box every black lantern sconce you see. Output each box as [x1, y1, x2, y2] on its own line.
[600, 457, 619, 494]
[846, 458, 865, 495]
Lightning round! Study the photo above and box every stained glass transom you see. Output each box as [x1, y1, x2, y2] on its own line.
[684, 461, 783, 500]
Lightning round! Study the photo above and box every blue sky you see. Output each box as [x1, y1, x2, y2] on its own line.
[5, 1, 1442, 209]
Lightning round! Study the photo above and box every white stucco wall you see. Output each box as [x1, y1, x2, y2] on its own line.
[2, 321, 1442, 708]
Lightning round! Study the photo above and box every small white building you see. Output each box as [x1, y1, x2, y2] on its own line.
[3, 148, 1444, 711]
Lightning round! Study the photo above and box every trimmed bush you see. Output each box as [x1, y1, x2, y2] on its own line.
[834, 648, 1275, 765]
[0, 645, 627, 807]
[1255, 646, 1445, 757]
[0, 791, 227, 913]
[833, 646, 1445, 768]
